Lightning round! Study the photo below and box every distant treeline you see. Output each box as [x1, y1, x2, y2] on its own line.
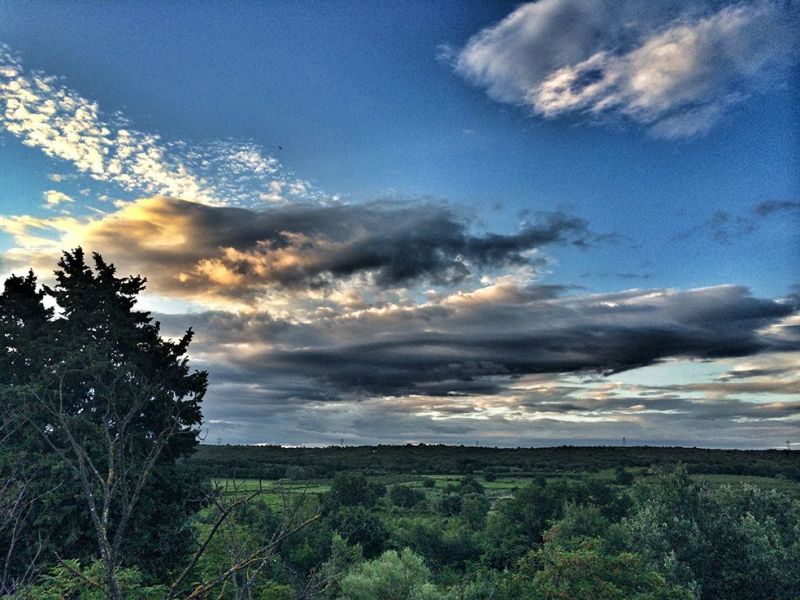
[188, 444, 800, 480]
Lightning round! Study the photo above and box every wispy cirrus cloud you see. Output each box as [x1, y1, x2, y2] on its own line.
[0, 46, 315, 206]
[446, 0, 798, 138]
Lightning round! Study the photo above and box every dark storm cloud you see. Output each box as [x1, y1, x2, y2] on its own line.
[159, 284, 798, 404]
[719, 367, 796, 380]
[72, 196, 594, 299]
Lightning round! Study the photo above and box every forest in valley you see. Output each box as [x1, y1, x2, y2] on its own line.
[2, 251, 799, 600]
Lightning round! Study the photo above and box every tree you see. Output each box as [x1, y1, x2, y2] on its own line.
[460, 493, 489, 529]
[327, 506, 388, 559]
[338, 548, 443, 600]
[0, 249, 207, 597]
[389, 484, 425, 509]
[437, 493, 462, 517]
[624, 466, 800, 599]
[512, 538, 693, 600]
[329, 473, 385, 507]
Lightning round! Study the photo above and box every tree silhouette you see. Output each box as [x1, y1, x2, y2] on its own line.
[0, 249, 207, 596]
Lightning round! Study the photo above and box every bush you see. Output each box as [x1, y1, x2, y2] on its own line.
[513, 538, 693, 600]
[459, 476, 485, 496]
[330, 473, 386, 507]
[624, 467, 800, 599]
[438, 493, 462, 517]
[389, 484, 426, 509]
[338, 548, 443, 600]
[614, 466, 635, 485]
[460, 493, 490, 529]
[328, 506, 389, 558]
[12, 560, 167, 600]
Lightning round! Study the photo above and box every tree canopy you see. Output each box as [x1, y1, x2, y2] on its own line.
[0, 249, 207, 589]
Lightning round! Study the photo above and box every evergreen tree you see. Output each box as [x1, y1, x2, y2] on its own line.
[0, 249, 207, 591]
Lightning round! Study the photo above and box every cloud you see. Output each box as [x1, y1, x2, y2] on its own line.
[43, 189, 74, 207]
[675, 198, 800, 243]
[449, 0, 797, 138]
[154, 283, 798, 406]
[2, 193, 797, 446]
[0, 47, 315, 206]
[0, 196, 595, 305]
[754, 200, 800, 217]
[151, 282, 799, 446]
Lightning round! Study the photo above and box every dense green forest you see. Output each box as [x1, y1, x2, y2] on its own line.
[2, 252, 799, 599]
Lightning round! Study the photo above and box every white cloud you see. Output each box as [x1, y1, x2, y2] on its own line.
[43, 189, 74, 207]
[451, 0, 797, 138]
[0, 47, 319, 206]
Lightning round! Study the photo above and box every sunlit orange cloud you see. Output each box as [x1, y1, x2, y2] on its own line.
[0, 196, 355, 312]
[0, 195, 591, 314]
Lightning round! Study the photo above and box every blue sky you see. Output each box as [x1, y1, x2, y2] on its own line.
[0, 0, 798, 447]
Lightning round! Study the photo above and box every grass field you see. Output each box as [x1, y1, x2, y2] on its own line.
[214, 470, 800, 510]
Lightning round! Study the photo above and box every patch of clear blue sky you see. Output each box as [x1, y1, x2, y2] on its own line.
[0, 0, 797, 296]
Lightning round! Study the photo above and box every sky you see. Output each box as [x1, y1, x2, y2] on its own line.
[0, 0, 798, 448]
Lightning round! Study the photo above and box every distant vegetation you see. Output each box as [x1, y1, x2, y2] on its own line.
[190, 443, 800, 481]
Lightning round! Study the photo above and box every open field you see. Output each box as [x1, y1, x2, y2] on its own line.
[213, 464, 800, 510]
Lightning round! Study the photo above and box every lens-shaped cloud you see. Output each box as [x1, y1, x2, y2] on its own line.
[449, 0, 798, 138]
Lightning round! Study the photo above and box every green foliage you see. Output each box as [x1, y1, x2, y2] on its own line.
[309, 533, 364, 598]
[389, 516, 482, 569]
[459, 493, 490, 529]
[438, 493, 462, 516]
[328, 505, 389, 558]
[12, 560, 167, 599]
[444, 569, 509, 600]
[389, 484, 426, 508]
[338, 548, 443, 600]
[330, 473, 385, 507]
[253, 582, 295, 599]
[545, 502, 611, 547]
[189, 444, 800, 483]
[458, 476, 485, 496]
[614, 466, 635, 485]
[624, 466, 800, 599]
[511, 538, 692, 600]
[278, 513, 334, 578]
[190, 496, 330, 596]
[0, 250, 207, 582]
